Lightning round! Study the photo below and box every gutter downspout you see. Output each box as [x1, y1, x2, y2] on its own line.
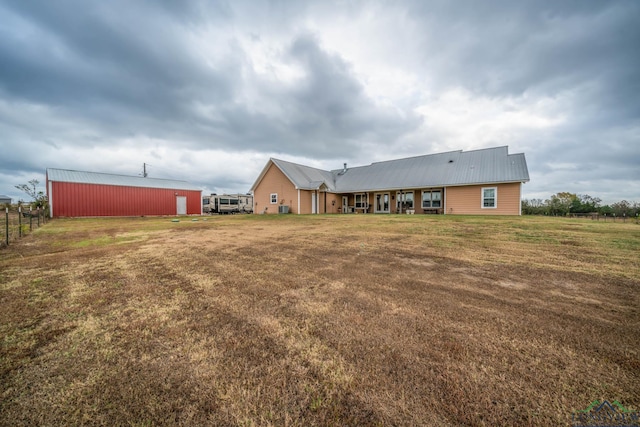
[297, 189, 300, 214]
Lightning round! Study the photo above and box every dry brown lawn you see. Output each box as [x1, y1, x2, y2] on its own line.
[1, 214, 638, 426]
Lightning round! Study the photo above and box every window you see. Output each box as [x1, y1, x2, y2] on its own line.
[270, 193, 278, 204]
[202, 197, 210, 205]
[354, 193, 367, 209]
[396, 191, 414, 210]
[482, 187, 497, 208]
[422, 190, 442, 208]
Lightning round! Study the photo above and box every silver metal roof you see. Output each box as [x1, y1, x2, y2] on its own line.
[46, 168, 201, 191]
[270, 159, 337, 191]
[259, 146, 529, 193]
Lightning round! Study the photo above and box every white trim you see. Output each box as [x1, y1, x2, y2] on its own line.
[443, 187, 447, 214]
[270, 193, 278, 204]
[481, 186, 497, 209]
[48, 180, 53, 218]
[396, 190, 414, 212]
[519, 182, 522, 216]
[421, 189, 442, 209]
[312, 191, 317, 214]
[297, 189, 300, 214]
[354, 192, 367, 210]
[374, 192, 390, 213]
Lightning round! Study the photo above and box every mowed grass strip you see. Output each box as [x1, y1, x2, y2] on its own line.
[0, 215, 638, 426]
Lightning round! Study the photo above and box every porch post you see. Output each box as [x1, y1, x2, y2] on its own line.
[443, 187, 447, 214]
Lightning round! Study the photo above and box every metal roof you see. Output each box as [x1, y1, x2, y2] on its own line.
[270, 159, 337, 191]
[256, 146, 529, 193]
[46, 168, 201, 191]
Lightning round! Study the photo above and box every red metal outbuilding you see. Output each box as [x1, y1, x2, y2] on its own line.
[46, 168, 202, 218]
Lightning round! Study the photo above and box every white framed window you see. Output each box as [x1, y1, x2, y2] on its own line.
[482, 187, 497, 208]
[422, 190, 442, 208]
[354, 193, 367, 209]
[397, 191, 414, 210]
[270, 193, 278, 204]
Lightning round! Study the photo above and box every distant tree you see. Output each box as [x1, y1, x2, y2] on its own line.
[15, 179, 48, 208]
[611, 200, 632, 217]
[527, 192, 636, 218]
[522, 198, 546, 215]
[599, 205, 613, 215]
[546, 192, 577, 216]
[577, 194, 601, 213]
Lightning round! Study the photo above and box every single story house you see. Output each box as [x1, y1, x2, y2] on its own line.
[250, 146, 529, 215]
[0, 195, 12, 205]
[46, 168, 202, 217]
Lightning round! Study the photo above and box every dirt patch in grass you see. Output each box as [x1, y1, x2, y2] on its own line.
[1, 215, 639, 426]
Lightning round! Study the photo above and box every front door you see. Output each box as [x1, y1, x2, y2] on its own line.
[176, 196, 187, 215]
[375, 193, 390, 213]
[342, 196, 348, 213]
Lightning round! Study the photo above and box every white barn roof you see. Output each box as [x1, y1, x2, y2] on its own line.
[46, 168, 201, 191]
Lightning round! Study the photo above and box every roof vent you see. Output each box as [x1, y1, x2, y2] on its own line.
[448, 160, 454, 163]
[343, 163, 347, 172]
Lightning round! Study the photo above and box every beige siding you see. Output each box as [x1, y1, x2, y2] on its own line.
[445, 183, 522, 215]
[299, 190, 312, 214]
[253, 163, 298, 214]
[325, 193, 340, 214]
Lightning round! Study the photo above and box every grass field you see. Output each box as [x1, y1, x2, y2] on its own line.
[1, 214, 638, 426]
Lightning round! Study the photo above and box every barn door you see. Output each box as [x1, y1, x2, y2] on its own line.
[176, 196, 187, 215]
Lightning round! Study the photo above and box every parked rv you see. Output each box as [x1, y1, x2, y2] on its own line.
[203, 194, 253, 214]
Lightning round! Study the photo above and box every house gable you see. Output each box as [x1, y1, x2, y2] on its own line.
[252, 161, 299, 214]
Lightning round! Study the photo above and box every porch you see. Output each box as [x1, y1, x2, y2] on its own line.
[337, 188, 445, 214]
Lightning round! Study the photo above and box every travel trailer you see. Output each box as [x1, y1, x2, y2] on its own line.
[202, 194, 253, 214]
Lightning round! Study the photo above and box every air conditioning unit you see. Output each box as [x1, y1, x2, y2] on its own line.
[278, 205, 289, 214]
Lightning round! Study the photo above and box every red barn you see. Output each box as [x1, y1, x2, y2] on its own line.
[46, 168, 202, 218]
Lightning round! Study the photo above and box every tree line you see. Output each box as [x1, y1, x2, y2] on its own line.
[522, 192, 639, 217]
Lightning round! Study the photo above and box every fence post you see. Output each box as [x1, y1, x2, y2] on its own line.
[18, 206, 22, 238]
[29, 207, 32, 231]
[37, 207, 40, 227]
[5, 208, 8, 246]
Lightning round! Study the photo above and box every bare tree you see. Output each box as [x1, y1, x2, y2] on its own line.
[15, 179, 47, 208]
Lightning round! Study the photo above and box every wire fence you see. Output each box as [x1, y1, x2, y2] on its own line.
[567, 213, 639, 223]
[1, 206, 49, 248]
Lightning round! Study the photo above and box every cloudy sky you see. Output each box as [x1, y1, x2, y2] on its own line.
[1, 0, 638, 205]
